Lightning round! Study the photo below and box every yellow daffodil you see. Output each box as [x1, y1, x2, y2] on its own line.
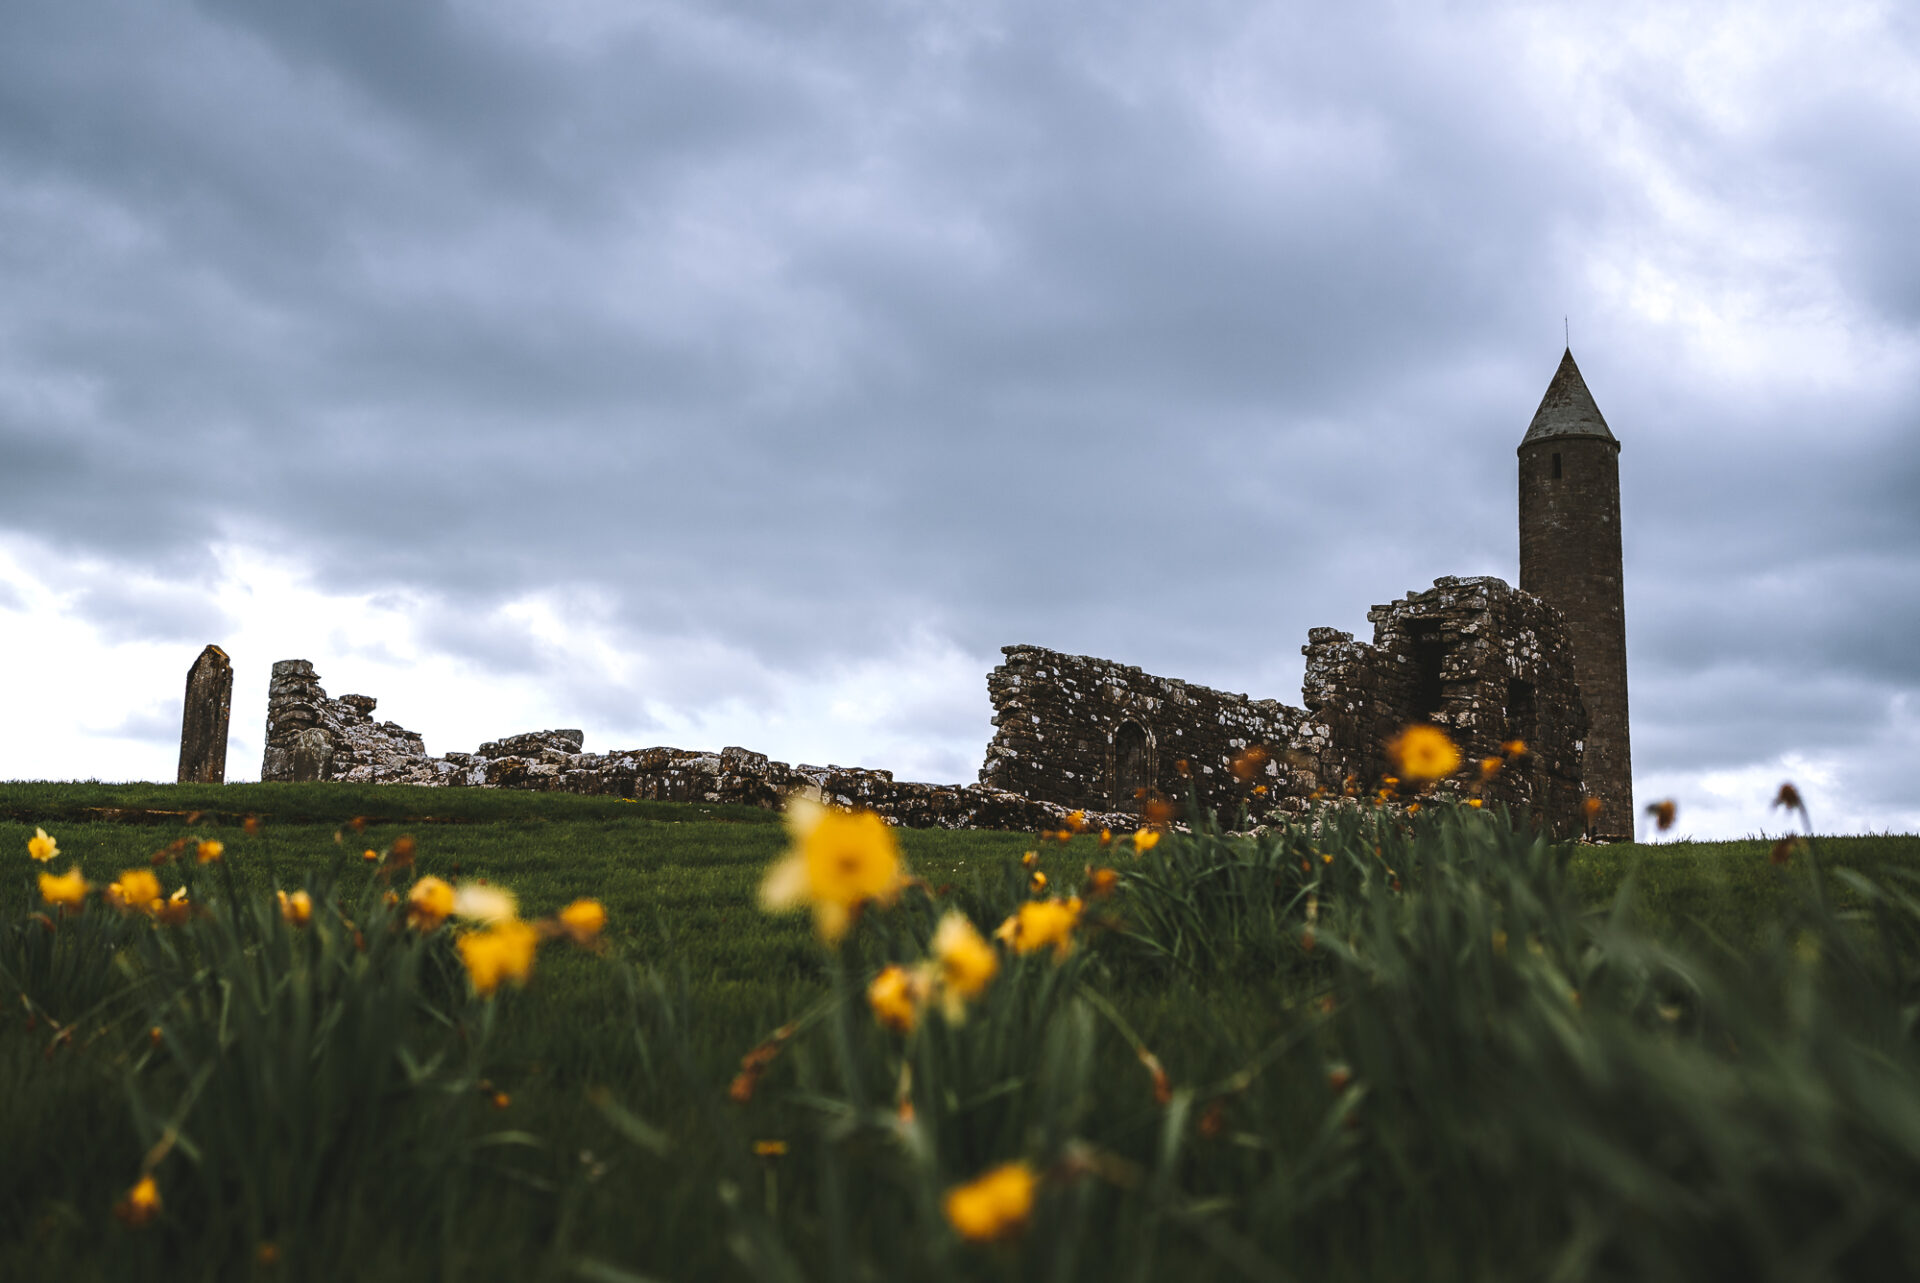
[1133, 829, 1160, 854]
[1479, 756, 1503, 780]
[1501, 739, 1528, 758]
[867, 963, 924, 1034]
[114, 1174, 162, 1228]
[107, 870, 162, 915]
[1086, 867, 1119, 898]
[457, 919, 539, 996]
[758, 797, 904, 944]
[931, 911, 998, 1016]
[994, 897, 1082, 960]
[1646, 799, 1677, 831]
[406, 876, 456, 930]
[1029, 870, 1048, 893]
[556, 898, 607, 944]
[38, 866, 88, 908]
[28, 827, 58, 862]
[195, 839, 223, 864]
[1063, 810, 1087, 833]
[277, 889, 312, 926]
[452, 882, 519, 924]
[944, 1161, 1036, 1242]
[1467, 798, 1484, 809]
[1387, 725, 1461, 782]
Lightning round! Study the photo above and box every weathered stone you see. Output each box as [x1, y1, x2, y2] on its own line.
[261, 661, 431, 783]
[289, 727, 334, 783]
[477, 729, 584, 759]
[978, 575, 1589, 835]
[176, 644, 233, 784]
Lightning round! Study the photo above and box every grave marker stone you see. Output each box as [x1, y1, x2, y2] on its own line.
[177, 644, 233, 784]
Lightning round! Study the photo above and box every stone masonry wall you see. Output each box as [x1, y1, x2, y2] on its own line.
[1302, 576, 1588, 832]
[979, 647, 1328, 825]
[980, 576, 1592, 835]
[262, 661, 432, 785]
[260, 661, 1135, 833]
[261, 573, 1592, 836]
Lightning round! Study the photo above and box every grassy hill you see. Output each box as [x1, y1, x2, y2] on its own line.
[3, 783, 1918, 1280]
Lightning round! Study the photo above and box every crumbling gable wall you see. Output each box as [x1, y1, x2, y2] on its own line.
[262, 660, 435, 784]
[1302, 576, 1587, 831]
[978, 647, 1330, 824]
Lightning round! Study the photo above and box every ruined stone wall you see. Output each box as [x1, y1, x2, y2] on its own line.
[262, 661, 433, 785]
[261, 570, 1592, 838]
[1302, 576, 1587, 832]
[980, 576, 1592, 835]
[260, 660, 1134, 833]
[978, 647, 1328, 824]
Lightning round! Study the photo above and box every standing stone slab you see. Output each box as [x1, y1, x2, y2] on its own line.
[177, 645, 233, 784]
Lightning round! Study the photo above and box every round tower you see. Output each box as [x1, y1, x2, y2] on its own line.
[1518, 349, 1632, 838]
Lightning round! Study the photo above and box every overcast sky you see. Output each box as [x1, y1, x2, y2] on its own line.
[3, 0, 1915, 839]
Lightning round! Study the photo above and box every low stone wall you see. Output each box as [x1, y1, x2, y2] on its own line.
[259, 662, 1135, 833]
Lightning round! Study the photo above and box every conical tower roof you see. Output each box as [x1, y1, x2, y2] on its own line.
[1520, 348, 1616, 448]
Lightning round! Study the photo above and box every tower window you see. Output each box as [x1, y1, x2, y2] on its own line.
[1551, 452, 1562, 479]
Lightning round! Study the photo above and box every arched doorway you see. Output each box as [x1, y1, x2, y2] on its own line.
[1113, 721, 1151, 812]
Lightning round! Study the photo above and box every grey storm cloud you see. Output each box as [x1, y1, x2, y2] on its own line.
[2, 1, 1917, 807]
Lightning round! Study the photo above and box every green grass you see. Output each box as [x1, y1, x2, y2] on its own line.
[3, 784, 1918, 1280]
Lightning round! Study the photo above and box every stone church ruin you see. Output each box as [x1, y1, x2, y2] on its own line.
[237, 348, 1631, 838]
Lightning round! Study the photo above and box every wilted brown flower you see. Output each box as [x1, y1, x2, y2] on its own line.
[114, 1175, 161, 1228]
[1646, 799, 1677, 832]
[1229, 746, 1269, 782]
[1137, 1048, 1173, 1106]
